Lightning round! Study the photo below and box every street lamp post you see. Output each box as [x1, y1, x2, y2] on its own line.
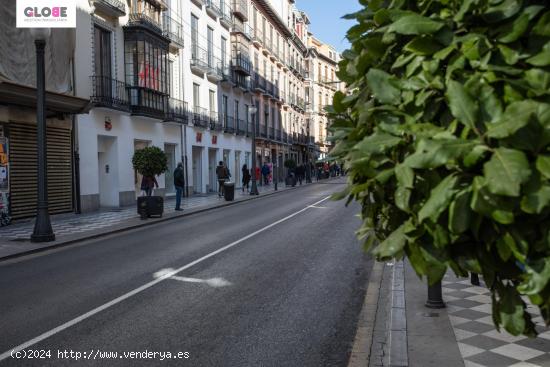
[249, 103, 259, 195]
[30, 28, 55, 243]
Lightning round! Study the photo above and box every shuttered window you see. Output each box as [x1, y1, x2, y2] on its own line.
[9, 122, 73, 219]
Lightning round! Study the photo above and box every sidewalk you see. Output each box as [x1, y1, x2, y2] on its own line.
[352, 260, 550, 367]
[0, 181, 304, 261]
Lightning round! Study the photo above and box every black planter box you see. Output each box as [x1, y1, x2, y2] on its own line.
[137, 196, 164, 218]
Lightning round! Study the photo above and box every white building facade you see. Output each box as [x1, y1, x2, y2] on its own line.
[75, 0, 253, 212]
[72, 0, 341, 212]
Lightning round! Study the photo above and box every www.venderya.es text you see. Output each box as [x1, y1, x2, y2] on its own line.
[11, 349, 190, 361]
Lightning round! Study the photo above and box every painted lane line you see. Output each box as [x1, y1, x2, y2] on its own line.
[0, 195, 331, 361]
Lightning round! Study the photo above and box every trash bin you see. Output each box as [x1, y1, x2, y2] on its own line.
[224, 182, 235, 201]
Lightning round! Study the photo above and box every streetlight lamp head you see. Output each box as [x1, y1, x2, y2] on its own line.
[249, 106, 257, 115]
[30, 28, 51, 41]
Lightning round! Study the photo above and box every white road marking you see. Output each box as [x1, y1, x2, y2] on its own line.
[0, 195, 331, 361]
[153, 270, 232, 288]
[309, 205, 328, 209]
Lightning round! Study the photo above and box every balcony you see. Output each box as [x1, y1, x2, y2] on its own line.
[252, 73, 265, 93]
[252, 28, 263, 47]
[236, 119, 247, 135]
[206, 56, 223, 82]
[209, 111, 222, 131]
[219, 1, 232, 28]
[192, 106, 209, 128]
[259, 124, 267, 139]
[283, 131, 288, 144]
[94, 0, 126, 17]
[246, 121, 253, 137]
[268, 126, 275, 140]
[231, 21, 252, 40]
[232, 0, 248, 21]
[90, 76, 130, 112]
[222, 115, 235, 133]
[127, 9, 163, 35]
[162, 12, 184, 49]
[165, 98, 189, 124]
[263, 80, 273, 98]
[191, 0, 205, 7]
[221, 66, 235, 87]
[127, 86, 168, 120]
[191, 44, 209, 74]
[234, 75, 250, 92]
[206, 0, 222, 18]
[232, 53, 251, 75]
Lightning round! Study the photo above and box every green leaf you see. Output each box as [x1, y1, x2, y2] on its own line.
[404, 36, 442, 56]
[448, 189, 472, 234]
[498, 45, 520, 65]
[536, 156, 550, 179]
[521, 183, 550, 214]
[487, 101, 538, 138]
[497, 12, 529, 43]
[373, 223, 407, 259]
[404, 138, 477, 169]
[532, 11, 550, 37]
[447, 80, 478, 129]
[366, 69, 401, 104]
[498, 286, 526, 336]
[388, 14, 444, 35]
[527, 43, 550, 67]
[354, 132, 402, 154]
[395, 164, 414, 189]
[519, 258, 550, 295]
[471, 176, 515, 224]
[418, 174, 458, 223]
[483, 0, 523, 23]
[525, 69, 550, 94]
[484, 148, 531, 197]
[464, 145, 490, 168]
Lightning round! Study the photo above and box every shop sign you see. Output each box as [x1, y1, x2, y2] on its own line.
[17, 0, 76, 28]
[196, 132, 202, 143]
[212, 135, 217, 145]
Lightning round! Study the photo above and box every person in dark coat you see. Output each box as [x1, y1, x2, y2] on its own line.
[141, 175, 158, 197]
[242, 164, 251, 192]
[216, 161, 230, 197]
[174, 163, 185, 211]
[261, 163, 270, 185]
[296, 164, 304, 185]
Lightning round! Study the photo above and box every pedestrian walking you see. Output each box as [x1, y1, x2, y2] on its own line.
[242, 164, 251, 192]
[174, 163, 185, 211]
[140, 175, 158, 196]
[261, 163, 270, 185]
[216, 161, 230, 197]
[296, 164, 304, 185]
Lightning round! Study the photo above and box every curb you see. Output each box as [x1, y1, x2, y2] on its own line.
[348, 260, 385, 367]
[0, 184, 308, 263]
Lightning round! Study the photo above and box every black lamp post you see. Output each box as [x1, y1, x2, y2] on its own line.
[249, 103, 259, 195]
[30, 28, 55, 243]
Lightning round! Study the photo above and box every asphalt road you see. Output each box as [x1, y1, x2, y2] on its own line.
[0, 179, 372, 366]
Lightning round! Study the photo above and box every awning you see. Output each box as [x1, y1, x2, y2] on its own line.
[0, 78, 91, 115]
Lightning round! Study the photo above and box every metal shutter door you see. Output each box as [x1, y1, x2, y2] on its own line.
[9, 122, 73, 219]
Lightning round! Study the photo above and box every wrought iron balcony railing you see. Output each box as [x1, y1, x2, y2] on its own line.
[127, 10, 163, 34]
[223, 115, 235, 133]
[232, 0, 248, 20]
[127, 86, 168, 120]
[162, 12, 184, 47]
[95, 0, 126, 16]
[219, 0, 232, 27]
[209, 111, 222, 130]
[90, 75, 130, 111]
[191, 44, 209, 72]
[165, 98, 189, 124]
[193, 106, 209, 128]
[236, 119, 247, 135]
[232, 53, 251, 75]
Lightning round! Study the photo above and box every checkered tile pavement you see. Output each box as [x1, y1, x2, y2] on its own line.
[443, 275, 550, 367]
[0, 185, 280, 241]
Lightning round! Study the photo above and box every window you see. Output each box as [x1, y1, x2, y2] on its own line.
[191, 14, 199, 49]
[209, 90, 216, 113]
[234, 100, 239, 121]
[193, 83, 200, 108]
[124, 38, 168, 93]
[221, 37, 227, 67]
[94, 25, 111, 78]
[207, 27, 214, 67]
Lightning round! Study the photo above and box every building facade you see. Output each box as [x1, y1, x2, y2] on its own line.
[0, 0, 343, 220]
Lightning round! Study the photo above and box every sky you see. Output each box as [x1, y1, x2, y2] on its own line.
[297, 0, 362, 52]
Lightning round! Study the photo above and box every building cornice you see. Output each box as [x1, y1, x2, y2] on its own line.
[251, 0, 292, 38]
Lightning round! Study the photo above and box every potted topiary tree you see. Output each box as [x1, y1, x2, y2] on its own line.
[132, 146, 168, 219]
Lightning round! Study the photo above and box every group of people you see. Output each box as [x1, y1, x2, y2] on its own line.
[139, 159, 344, 211]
